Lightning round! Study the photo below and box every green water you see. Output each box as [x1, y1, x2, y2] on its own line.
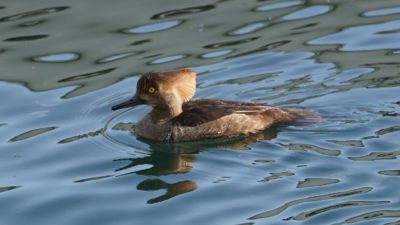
[1, 1, 400, 225]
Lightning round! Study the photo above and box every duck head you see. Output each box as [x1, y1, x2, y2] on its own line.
[112, 69, 196, 117]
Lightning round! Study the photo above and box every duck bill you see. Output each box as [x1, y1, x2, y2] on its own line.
[112, 96, 144, 110]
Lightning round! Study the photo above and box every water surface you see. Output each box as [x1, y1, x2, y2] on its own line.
[1, 1, 400, 225]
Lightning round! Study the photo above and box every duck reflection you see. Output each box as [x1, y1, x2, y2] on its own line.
[113, 126, 278, 204]
[137, 179, 197, 204]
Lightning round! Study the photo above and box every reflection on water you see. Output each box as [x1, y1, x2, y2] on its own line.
[9, 126, 57, 142]
[0, 6, 69, 22]
[249, 187, 374, 220]
[4, 34, 48, 42]
[122, 20, 183, 34]
[107, 126, 277, 204]
[1, 0, 400, 225]
[32, 53, 81, 63]
[137, 179, 197, 204]
[115, 147, 198, 204]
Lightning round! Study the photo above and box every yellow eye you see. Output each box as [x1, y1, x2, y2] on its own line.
[147, 87, 156, 94]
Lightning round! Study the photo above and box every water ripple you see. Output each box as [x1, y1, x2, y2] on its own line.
[149, 54, 187, 64]
[1, 1, 400, 225]
[9, 127, 57, 142]
[32, 52, 81, 63]
[291, 200, 390, 221]
[4, 34, 48, 42]
[150, 5, 214, 19]
[122, 20, 182, 34]
[334, 210, 400, 225]
[255, 1, 303, 12]
[364, 6, 400, 17]
[249, 187, 373, 220]
[283, 5, 332, 20]
[228, 22, 268, 36]
[348, 151, 400, 161]
[0, 186, 21, 193]
[296, 178, 340, 188]
[0, 6, 69, 23]
[200, 50, 233, 59]
[309, 20, 400, 51]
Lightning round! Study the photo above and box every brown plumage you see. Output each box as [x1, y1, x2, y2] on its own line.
[112, 69, 320, 142]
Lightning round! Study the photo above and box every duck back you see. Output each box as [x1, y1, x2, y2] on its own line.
[165, 99, 319, 141]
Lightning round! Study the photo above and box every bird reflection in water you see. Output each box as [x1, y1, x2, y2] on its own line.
[113, 124, 278, 204]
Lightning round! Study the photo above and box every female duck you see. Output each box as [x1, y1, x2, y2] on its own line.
[112, 69, 319, 142]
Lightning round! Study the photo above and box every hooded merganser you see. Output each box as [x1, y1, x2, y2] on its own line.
[112, 69, 319, 142]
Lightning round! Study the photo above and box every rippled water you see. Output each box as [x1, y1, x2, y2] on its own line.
[1, 1, 400, 225]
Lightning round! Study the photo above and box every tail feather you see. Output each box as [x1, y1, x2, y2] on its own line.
[279, 108, 321, 126]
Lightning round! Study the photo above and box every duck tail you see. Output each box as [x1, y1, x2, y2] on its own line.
[280, 108, 321, 126]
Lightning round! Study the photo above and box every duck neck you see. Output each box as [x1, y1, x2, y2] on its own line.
[150, 94, 183, 123]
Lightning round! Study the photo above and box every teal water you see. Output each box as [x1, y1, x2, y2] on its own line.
[1, 1, 400, 225]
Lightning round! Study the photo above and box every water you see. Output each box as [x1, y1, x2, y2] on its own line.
[1, 1, 400, 224]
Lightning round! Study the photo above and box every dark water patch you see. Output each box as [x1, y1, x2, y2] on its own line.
[0, 6, 69, 23]
[249, 187, 373, 220]
[58, 129, 103, 144]
[17, 19, 45, 27]
[282, 143, 341, 157]
[348, 151, 400, 161]
[351, 74, 400, 89]
[212, 176, 231, 184]
[255, 1, 303, 12]
[236, 223, 254, 225]
[309, 20, 400, 51]
[74, 175, 113, 183]
[58, 68, 116, 83]
[290, 201, 390, 221]
[32, 52, 81, 63]
[385, 220, 400, 225]
[258, 171, 294, 182]
[9, 127, 57, 142]
[0, 186, 21, 193]
[378, 170, 400, 176]
[334, 210, 400, 225]
[203, 37, 260, 49]
[218, 73, 275, 85]
[142, 53, 163, 59]
[226, 40, 291, 58]
[130, 39, 151, 46]
[327, 140, 365, 147]
[151, 5, 215, 19]
[292, 22, 318, 30]
[297, 178, 340, 188]
[111, 122, 134, 131]
[375, 126, 400, 136]
[4, 34, 48, 42]
[378, 111, 400, 117]
[252, 159, 275, 165]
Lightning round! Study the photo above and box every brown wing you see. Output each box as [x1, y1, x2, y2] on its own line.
[174, 99, 320, 127]
[173, 99, 274, 127]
